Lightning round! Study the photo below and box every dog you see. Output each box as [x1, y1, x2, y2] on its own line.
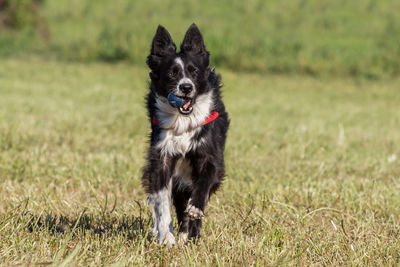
[142, 24, 229, 245]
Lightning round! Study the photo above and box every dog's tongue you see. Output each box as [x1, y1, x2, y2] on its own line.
[183, 99, 191, 109]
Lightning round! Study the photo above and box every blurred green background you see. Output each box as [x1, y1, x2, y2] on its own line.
[1, 0, 400, 79]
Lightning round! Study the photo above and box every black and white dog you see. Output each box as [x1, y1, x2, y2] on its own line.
[142, 24, 229, 245]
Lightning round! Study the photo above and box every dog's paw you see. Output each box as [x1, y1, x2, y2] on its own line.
[185, 201, 204, 220]
[178, 232, 188, 243]
[159, 232, 176, 246]
[151, 226, 157, 237]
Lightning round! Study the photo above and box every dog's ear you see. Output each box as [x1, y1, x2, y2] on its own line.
[147, 25, 176, 72]
[180, 23, 209, 67]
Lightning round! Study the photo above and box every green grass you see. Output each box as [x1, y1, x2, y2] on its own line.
[1, 58, 400, 265]
[2, 0, 400, 78]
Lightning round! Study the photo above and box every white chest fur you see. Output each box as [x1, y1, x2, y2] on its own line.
[156, 128, 200, 156]
[154, 91, 213, 156]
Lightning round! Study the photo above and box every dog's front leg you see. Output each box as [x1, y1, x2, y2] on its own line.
[186, 160, 220, 239]
[145, 154, 176, 245]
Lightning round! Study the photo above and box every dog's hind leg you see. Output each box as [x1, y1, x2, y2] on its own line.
[188, 219, 202, 241]
[172, 187, 191, 243]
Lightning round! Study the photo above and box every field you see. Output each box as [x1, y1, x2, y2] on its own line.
[0, 58, 400, 265]
[2, 0, 400, 78]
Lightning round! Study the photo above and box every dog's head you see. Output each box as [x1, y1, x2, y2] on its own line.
[147, 24, 211, 115]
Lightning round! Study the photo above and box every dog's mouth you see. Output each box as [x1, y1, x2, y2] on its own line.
[178, 98, 193, 115]
[167, 93, 194, 115]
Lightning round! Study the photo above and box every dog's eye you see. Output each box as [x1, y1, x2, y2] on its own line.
[187, 65, 198, 75]
[168, 66, 179, 78]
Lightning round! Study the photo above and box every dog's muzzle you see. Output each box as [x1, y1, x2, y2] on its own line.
[168, 93, 193, 115]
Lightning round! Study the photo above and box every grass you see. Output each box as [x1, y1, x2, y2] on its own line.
[1, 57, 400, 265]
[2, 0, 400, 78]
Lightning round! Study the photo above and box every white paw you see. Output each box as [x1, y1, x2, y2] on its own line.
[178, 232, 188, 243]
[152, 226, 157, 237]
[159, 232, 176, 246]
[185, 202, 204, 220]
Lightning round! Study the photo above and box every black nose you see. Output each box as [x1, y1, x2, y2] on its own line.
[179, 83, 193, 94]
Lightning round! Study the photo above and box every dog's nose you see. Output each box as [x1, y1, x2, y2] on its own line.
[179, 83, 193, 94]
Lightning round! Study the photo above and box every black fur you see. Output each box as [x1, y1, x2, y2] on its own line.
[142, 24, 229, 242]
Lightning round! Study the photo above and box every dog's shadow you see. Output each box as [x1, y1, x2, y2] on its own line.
[24, 207, 152, 241]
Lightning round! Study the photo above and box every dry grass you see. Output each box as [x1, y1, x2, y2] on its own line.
[0, 58, 400, 266]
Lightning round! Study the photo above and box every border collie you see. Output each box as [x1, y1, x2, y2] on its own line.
[142, 24, 229, 245]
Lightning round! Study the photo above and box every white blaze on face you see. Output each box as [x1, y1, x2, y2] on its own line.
[174, 57, 195, 97]
[175, 57, 185, 71]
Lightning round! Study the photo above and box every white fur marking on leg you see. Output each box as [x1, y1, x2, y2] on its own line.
[147, 181, 176, 245]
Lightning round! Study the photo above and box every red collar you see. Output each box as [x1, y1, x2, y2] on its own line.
[152, 111, 219, 127]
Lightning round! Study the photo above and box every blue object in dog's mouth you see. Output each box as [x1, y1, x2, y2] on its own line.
[168, 93, 186, 108]
[168, 93, 193, 114]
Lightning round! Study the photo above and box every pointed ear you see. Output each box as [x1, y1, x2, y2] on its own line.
[150, 25, 176, 56]
[180, 23, 210, 66]
[147, 25, 176, 71]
